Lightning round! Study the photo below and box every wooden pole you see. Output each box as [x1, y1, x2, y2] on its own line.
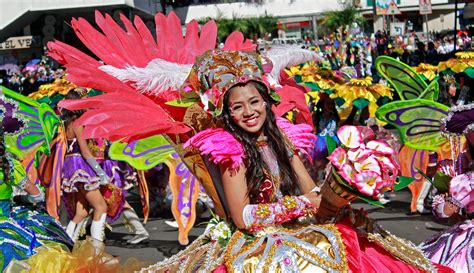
[454, 0, 458, 52]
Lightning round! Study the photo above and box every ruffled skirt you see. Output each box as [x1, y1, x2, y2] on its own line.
[0, 201, 73, 271]
[61, 154, 103, 193]
[420, 219, 473, 273]
[139, 217, 454, 273]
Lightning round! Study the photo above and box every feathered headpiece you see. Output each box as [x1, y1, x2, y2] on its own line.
[183, 50, 273, 116]
[183, 47, 321, 116]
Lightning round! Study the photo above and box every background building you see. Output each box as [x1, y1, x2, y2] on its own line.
[0, 0, 471, 65]
[0, 0, 163, 64]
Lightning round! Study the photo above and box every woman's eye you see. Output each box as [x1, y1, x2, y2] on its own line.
[232, 106, 242, 111]
[251, 100, 260, 105]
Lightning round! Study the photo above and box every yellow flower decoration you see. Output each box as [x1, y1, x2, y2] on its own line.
[349, 77, 373, 87]
[285, 62, 341, 90]
[305, 91, 320, 105]
[438, 52, 474, 74]
[28, 78, 77, 100]
[455, 51, 474, 60]
[413, 63, 438, 81]
[282, 196, 298, 210]
[255, 204, 271, 219]
[332, 78, 392, 121]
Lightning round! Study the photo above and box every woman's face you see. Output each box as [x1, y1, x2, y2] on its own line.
[227, 84, 267, 136]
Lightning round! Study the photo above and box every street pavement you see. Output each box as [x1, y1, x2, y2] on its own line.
[103, 188, 449, 264]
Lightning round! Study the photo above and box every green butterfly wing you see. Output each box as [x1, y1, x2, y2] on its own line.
[1, 86, 61, 159]
[375, 56, 427, 100]
[376, 99, 448, 151]
[418, 79, 440, 101]
[109, 135, 177, 170]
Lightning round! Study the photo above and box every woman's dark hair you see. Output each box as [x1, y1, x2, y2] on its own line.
[60, 89, 85, 127]
[221, 81, 300, 203]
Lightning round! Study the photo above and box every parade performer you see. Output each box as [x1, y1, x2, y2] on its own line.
[0, 90, 72, 271]
[375, 56, 454, 214]
[88, 138, 150, 245]
[60, 89, 110, 243]
[47, 11, 452, 272]
[420, 103, 474, 273]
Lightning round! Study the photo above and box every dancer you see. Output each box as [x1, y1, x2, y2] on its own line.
[47, 12, 453, 272]
[60, 89, 109, 243]
[89, 138, 150, 244]
[0, 93, 72, 271]
[141, 50, 453, 273]
[420, 103, 474, 273]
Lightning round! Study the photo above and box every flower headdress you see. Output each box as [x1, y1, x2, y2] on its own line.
[184, 46, 320, 117]
[183, 50, 277, 116]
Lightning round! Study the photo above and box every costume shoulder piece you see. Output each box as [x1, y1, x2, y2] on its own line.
[184, 117, 316, 171]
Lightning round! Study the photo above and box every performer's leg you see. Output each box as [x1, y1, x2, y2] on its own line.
[81, 187, 107, 242]
[122, 202, 149, 244]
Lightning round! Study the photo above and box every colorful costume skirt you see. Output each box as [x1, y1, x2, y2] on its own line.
[0, 201, 73, 271]
[100, 159, 127, 222]
[139, 217, 454, 273]
[62, 154, 106, 219]
[420, 219, 473, 273]
[61, 154, 103, 193]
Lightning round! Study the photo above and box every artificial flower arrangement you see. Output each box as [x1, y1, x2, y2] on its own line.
[204, 212, 235, 247]
[325, 125, 412, 207]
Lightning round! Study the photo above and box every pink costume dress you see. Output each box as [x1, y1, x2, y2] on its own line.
[141, 121, 453, 273]
[420, 171, 474, 272]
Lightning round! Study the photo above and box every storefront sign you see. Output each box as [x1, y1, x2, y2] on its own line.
[419, 0, 432, 15]
[376, 0, 391, 15]
[390, 22, 406, 36]
[277, 21, 310, 29]
[0, 36, 39, 50]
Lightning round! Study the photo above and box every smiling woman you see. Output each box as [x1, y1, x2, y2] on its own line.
[141, 49, 454, 273]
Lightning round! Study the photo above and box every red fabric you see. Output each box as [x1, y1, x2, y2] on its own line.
[336, 219, 454, 273]
[274, 85, 313, 127]
[58, 92, 191, 141]
[210, 219, 455, 272]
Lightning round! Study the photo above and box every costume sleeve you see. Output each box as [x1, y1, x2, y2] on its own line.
[242, 195, 315, 231]
[432, 194, 448, 218]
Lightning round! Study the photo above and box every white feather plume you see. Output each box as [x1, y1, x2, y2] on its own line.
[99, 58, 193, 95]
[265, 45, 323, 85]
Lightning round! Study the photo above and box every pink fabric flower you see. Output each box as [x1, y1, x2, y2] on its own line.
[347, 147, 372, 162]
[353, 156, 381, 175]
[328, 147, 348, 169]
[366, 140, 395, 155]
[355, 171, 382, 197]
[338, 163, 356, 185]
[337, 125, 362, 148]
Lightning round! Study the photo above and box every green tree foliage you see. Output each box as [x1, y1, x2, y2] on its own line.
[321, 5, 366, 37]
[197, 13, 277, 42]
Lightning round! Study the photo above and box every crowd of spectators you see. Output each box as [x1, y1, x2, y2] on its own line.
[0, 30, 472, 96]
[0, 57, 64, 96]
[312, 29, 472, 79]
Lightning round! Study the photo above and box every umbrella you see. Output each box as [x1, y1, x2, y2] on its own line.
[0, 63, 20, 75]
[22, 58, 41, 72]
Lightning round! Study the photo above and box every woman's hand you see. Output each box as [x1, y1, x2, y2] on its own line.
[443, 201, 459, 217]
[303, 192, 322, 210]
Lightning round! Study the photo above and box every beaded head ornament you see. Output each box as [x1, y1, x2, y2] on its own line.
[184, 50, 279, 116]
[442, 103, 474, 136]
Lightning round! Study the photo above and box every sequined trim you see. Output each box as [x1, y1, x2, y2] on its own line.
[441, 102, 474, 136]
[61, 169, 103, 193]
[224, 224, 348, 273]
[0, 93, 29, 136]
[367, 229, 436, 272]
